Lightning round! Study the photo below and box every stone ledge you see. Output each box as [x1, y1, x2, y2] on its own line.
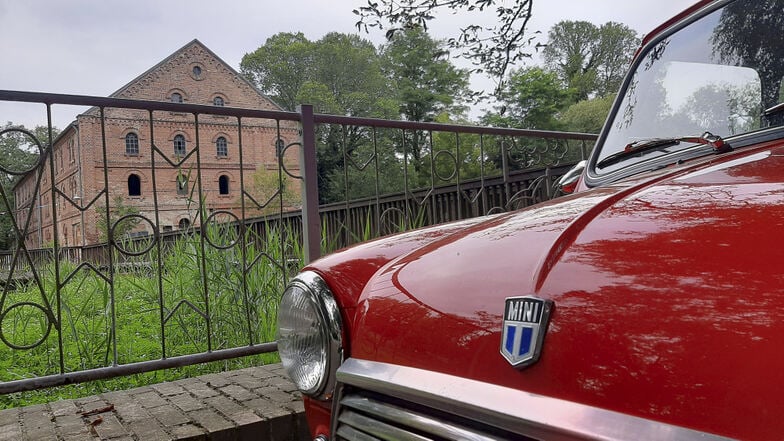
[0, 364, 310, 441]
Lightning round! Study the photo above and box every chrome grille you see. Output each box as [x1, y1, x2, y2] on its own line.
[335, 392, 532, 441]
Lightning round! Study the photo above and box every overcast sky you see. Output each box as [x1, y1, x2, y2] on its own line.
[1, 0, 695, 129]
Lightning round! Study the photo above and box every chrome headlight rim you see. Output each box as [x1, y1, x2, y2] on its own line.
[278, 270, 343, 400]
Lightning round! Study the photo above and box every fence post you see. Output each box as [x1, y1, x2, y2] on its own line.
[298, 104, 321, 264]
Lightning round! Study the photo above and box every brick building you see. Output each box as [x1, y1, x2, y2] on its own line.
[14, 40, 298, 247]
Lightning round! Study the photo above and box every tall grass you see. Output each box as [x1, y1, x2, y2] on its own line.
[0, 221, 301, 409]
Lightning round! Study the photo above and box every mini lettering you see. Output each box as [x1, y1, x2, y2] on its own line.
[507, 300, 540, 322]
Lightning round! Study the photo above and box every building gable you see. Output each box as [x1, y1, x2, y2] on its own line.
[108, 39, 281, 111]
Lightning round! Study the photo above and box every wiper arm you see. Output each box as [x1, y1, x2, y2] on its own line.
[596, 131, 731, 169]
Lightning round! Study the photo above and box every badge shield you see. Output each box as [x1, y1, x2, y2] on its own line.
[501, 296, 553, 368]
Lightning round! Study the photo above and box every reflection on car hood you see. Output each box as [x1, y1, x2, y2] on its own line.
[347, 142, 784, 440]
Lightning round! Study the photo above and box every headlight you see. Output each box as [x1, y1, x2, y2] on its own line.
[277, 271, 343, 400]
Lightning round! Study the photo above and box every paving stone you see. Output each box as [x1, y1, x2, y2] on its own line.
[152, 382, 187, 397]
[169, 393, 205, 413]
[126, 386, 154, 396]
[225, 373, 261, 390]
[199, 373, 231, 388]
[54, 413, 90, 437]
[169, 423, 206, 440]
[134, 390, 168, 409]
[204, 395, 246, 419]
[248, 366, 279, 380]
[49, 399, 79, 417]
[150, 404, 191, 427]
[229, 410, 263, 427]
[112, 401, 152, 423]
[244, 397, 292, 421]
[285, 398, 306, 414]
[255, 386, 298, 405]
[219, 384, 258, 402]
[187, 408, 234, 433]
[266, 375, 297, 390]
[9, 363, 305, 441]
[179, 379, 220, 399]
[0, 422, 22, 441]
[126, 419, 172, 441]
[77, 394, 105, 404]
[0, 408, 19, 426]
[99, 390, 135, 407]
[91, 414, 128, 439]
[21, 405, 56, 441]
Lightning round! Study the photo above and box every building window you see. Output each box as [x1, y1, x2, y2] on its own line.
[192, 66, 202, 78]
[218, 175, 230, 195]
[128, 174, 141, 196]
[173, 135, 186, 156]
[171, 92, 183, 103]
[216, 136, 227, 157]
[125, 133, 139, 156]
[178, 218, 190, 230]
[213, 96, 224, 106]
[176, 175, 188, 196]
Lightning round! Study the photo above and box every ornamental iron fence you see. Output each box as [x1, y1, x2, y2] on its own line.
[0, 90, 597, 394]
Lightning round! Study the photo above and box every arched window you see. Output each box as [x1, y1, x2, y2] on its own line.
[125, 133, 139, 156]
[218, 175, 230, 195]
[213, 96, 224, 106]
[170, 92, 183, 103]
[128, 174, 141, 196]
[216, 136, 228, 157]
[173, 135, 186, 156]
[178, 218, 191, 230]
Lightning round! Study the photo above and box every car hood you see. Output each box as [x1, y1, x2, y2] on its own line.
[347, 142, 784, 439]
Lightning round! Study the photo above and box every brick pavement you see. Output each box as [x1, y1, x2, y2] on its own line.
[0, 364, 310, 441]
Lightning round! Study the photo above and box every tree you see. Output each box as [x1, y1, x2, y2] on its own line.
[485, 67, 573, 130]
[542, 20, 638, 101]
[242, 32, 397, 203]
[593, 22, 640, 97]
[354, 0, 536, 82]
[381, 28, 471, 181]
[382, 28, 471, 122]
[712, 0, 784, 122]
[240, 32, 315, 111]
[559, 94, 615, 133]
[0, 123, 55, 250]
[243, 167, 301, 216]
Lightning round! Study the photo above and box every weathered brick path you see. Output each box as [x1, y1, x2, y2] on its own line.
[0, 364, 309, 440]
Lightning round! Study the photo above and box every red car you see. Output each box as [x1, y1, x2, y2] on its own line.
[278, 0, 784, 439]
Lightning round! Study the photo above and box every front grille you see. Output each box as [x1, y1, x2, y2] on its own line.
[334, 390, 535, 441]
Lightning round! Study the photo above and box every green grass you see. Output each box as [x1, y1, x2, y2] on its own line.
[0, 222, 299, 409]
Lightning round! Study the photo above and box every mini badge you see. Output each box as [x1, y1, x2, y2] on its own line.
[501, 296, 553, 369]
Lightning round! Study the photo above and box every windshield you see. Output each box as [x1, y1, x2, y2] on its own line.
[596, 0, 784, 174]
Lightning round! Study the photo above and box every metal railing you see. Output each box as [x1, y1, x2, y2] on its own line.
[0, 89, 597, 394]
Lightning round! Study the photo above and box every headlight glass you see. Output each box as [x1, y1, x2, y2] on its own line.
[277, 271, 342, 399]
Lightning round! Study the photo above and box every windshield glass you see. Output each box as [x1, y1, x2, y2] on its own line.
[597, 0, 784, 173]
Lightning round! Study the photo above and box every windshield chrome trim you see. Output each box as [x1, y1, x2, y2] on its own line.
[585, 0, 732, 188]
[337, 358, 737, 441]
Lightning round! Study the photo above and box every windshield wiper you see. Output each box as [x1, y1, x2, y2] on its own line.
[596, 131, 732, 169]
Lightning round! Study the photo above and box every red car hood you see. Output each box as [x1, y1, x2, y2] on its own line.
[348, 142, 784, 440]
